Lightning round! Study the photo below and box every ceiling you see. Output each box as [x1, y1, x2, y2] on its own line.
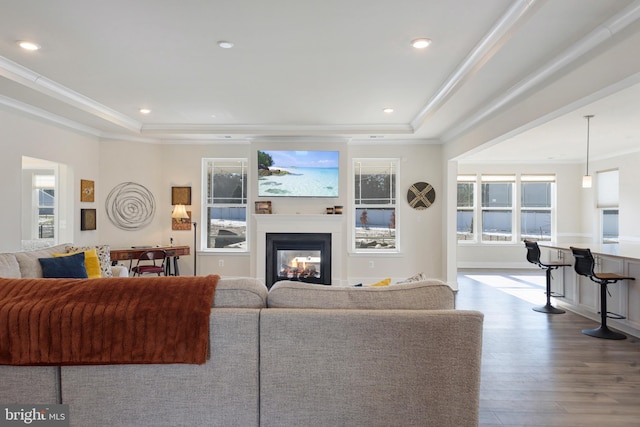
[1, 0, 640, 163]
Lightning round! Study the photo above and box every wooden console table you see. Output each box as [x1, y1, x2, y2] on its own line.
[110, 245, 190, 276]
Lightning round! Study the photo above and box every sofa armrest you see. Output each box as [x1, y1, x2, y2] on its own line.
[260, 309, 483, 427]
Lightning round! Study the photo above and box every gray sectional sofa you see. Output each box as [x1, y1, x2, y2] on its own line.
[0, 248, 483, 427]
[0, 243, 128, 279]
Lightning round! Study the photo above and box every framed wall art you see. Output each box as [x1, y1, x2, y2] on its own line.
[407, 182, 436, 210]
[105, 182, 156, 230]
[171, 186, 192, 205]
[255, 201, 272, 214]
[80, 179, 95, 202]
[81, 208, 97, 230]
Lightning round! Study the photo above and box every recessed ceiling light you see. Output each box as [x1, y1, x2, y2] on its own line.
[383, 108, 394, 113]
[411, 38, 432, 49]
[139, 108, 151, 114]
[17, 40, 41, 51]
[218, 41, 234, 49]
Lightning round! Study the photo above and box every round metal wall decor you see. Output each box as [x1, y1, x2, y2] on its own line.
[407, 182, 436, 210]
[105, 182, 156, 230]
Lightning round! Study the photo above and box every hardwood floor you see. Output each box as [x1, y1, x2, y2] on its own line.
[455, 270, 640, 427]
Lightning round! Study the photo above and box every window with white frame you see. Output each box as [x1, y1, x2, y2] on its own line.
[481, 175, 514, 242]
[457, 174, 557, 243]
[353, 159, 398, 251]
[202, 158, 248, 251]
[597, 169, 619, 243]
[34, 173, 55, 240]
[520, 175, 554, 242]
[457, 175, 475, 241]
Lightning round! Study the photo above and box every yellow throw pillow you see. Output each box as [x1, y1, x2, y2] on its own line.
[54, 248, 101, 279]
[369, 277, 391, 287]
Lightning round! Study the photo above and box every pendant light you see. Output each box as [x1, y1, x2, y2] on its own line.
[582, 115, 594, 188]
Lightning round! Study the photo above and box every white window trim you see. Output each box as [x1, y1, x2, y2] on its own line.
[32, 170, 58, 243]
[456, 177, 477, 243]
[480, 176, 515, 243]
[352, 158, 400, 253]
[457, 173, 556, 244]
[520, 175, 555, 242]
[201, 158, 249, 253]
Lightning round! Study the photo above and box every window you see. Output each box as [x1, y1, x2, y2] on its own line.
[520, 175, 554, 242]
[481, 176, 514, 242]
[457, 173, 556, 243]
[457, 176, 475, 241]
[602, 209, 619, 243]
[202, 158, 248, 251]
[353, 159, 398, 251]
[597, 169, 619, 243]
[34, 174, 55, 239]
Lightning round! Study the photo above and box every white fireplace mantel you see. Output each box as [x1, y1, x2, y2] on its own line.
[254, 214, 344, 285]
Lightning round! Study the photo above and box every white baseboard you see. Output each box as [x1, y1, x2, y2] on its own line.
[457, 261, 535, 270]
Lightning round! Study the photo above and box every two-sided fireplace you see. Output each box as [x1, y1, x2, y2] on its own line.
[265, 232, 331, 289]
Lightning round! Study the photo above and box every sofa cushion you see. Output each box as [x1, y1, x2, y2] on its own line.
[267, 280, 454, 310]
[369, 277, 391, 286]
[0, 253, 21, 278]
[0, 365, 60, 404]
[259, 309, 483, 427]
[39, 252, 89, 278]
[54, 248, 101, 279]
[66, 245, 112, 277]
[213, 277, 268, 308]
[61, 309, 260, 427]
[15, 243, 72, 278]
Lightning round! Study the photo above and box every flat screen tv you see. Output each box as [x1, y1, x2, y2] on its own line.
[258, 150, 339, 197]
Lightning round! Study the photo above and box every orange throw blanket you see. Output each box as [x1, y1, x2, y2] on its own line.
[0, 275, 218, 366]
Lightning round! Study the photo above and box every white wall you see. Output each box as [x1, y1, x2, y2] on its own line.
[96, 138, 443, 282]
[0, 109, 443, 283]
[347, 143, 443, 284]
[98, 139, 165, 248]
[456, 162, 583, 268]
[441, 24, 640, 284]
[5, 106, 638, 283]
[455, 152, 640, 269]
[589, 151, 640, 244]
[0, 108, 101, 252]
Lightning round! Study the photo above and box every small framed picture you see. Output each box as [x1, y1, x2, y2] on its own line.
[255, 201, 272, 214]
[80, 179, 95, 202]
[172, 186, 192, 205]
[81, 208, 97, 230]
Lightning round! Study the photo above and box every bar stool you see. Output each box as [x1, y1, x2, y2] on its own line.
[570, 246, 634, 340]
[524, 240, 571, 314]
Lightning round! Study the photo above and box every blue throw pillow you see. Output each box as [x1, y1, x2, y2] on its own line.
[39, 252, 88, 278]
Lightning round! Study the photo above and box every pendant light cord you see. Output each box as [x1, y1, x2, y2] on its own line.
[585, 115, 593, 175]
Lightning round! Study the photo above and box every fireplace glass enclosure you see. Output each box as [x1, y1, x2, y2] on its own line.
[266, 232, 331, 288]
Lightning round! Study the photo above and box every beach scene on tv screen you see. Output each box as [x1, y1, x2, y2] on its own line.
[258, 150, 339, 197]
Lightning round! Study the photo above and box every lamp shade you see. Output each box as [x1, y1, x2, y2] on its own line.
[171, 204, 190, 220]
[582, 175, 592, 188]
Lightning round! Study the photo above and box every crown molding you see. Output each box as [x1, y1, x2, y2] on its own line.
[410, 0, 540, 131]
[348, 138, 439, 146]
[442, 0, 640, 143]
[251, 135, 351, 144]
[141, 123, 414, 136]
[0, 55, 141, 132]
[0, 94, 101, 137]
